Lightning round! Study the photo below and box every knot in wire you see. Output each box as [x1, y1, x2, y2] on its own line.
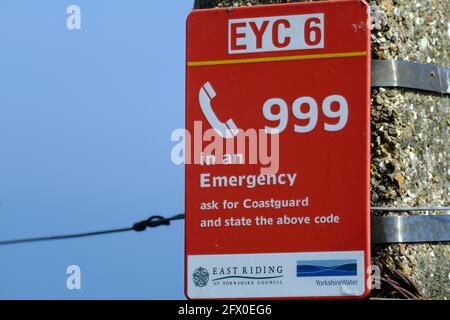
[133, 216, 170, 232]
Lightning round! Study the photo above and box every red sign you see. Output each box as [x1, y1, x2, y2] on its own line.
[185, 0, 371, 299]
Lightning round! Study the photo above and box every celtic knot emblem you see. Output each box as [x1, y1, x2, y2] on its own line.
[193, 267, 209, 287]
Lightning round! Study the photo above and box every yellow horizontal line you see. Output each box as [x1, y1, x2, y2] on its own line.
[188, 51, 367, 67]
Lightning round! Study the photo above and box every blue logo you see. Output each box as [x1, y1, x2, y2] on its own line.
[296, 259, 357, 277]
[193, 267, 209, 287]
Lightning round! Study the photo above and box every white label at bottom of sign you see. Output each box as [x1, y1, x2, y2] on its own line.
[187, 251, 366, 299]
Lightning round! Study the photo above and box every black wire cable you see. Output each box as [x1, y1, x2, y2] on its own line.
[0, 214, 185, 246]
[0, 206, 448, 246]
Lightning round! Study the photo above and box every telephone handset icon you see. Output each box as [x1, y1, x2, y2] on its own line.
[199, 82, 239, 139]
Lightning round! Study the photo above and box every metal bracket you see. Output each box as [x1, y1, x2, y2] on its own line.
[371, 60, 450, 94]
[371, 214, 450, 244]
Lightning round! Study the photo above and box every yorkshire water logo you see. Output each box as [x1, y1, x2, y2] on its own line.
[193, 267, 209, 287]
[297, 259, 357, 277]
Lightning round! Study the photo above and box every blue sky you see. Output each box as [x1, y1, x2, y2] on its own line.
[0, 1, 192, 299]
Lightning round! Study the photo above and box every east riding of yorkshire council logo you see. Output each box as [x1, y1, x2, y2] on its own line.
[193, 267, 209, 287]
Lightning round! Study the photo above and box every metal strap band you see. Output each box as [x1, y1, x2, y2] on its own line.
[371, 60, 450, 94]
[371, 206, 450, 212]
[371, 214, 450, 244]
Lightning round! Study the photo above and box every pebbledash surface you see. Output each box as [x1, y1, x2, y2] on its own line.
[194, 0, 450, 299]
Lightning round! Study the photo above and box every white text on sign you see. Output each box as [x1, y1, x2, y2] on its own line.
[228, 14, 324, 54]
[263, 95, 348, 134]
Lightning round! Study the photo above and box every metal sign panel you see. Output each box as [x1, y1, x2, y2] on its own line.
[186, 0, 371, 299]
